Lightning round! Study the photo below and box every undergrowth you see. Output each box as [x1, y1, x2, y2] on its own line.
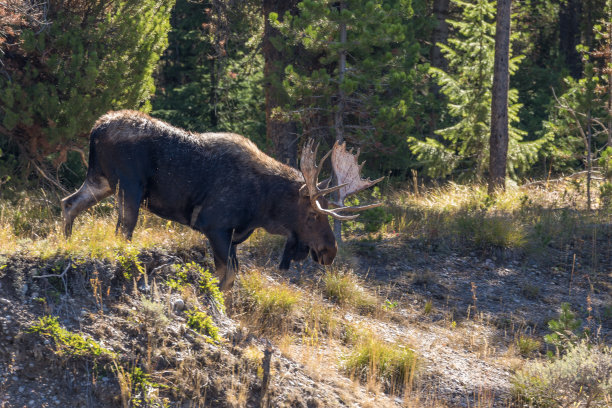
[29, 315, 116, 360]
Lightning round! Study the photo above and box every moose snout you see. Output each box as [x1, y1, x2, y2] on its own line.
[314, 244, 337, 265]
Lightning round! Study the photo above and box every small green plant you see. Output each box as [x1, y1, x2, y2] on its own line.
[423, 300, 433, 315]
[342, 334, 417, 393]
[186, 309, 220, 342]
[544, 303, 584, 357]
[359, 205, 393, 234]
[139, 297, 169, 333]
[168, 262, 225, 311]
[383, 299, 398, 311]
[116, 245, 144, 280]
[512, 341, 612, 407]
[516, 335, 541, 357]
[29, 315, 115, 359]
[114, 363, 168, 408]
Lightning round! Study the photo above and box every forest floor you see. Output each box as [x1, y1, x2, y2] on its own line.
[0, 181, 610, 407]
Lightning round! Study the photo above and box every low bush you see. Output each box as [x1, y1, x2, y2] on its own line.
[186, 309, 220, 342]
[512, 341, 612, 407]
[29, 315, 115, 360]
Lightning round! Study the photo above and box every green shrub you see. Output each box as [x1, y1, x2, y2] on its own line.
[29, 315, 115, 359]
[544, 302, 584, 357]
[168, 262, 224, 312]
[512, 341, 612, 407]
[186, 309, 220, 342]
[516, 335, 541, 357]
[116, 245, 145, 280]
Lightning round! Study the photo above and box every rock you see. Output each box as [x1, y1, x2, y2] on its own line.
[172, 298, 185, 312]
[18, 386, 24, 393]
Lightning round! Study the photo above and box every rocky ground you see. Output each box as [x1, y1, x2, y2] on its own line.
[0, 224, 610, 407]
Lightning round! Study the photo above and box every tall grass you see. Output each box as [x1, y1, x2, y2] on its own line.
[381, 181, 610, 260]
[0, 198, 203, 259]
[342, 331, 417, 394]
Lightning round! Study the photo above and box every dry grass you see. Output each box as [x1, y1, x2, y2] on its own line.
[234, 269, 302, 334]
[322, 268, 379, 314]
[0, 199, 203, 259]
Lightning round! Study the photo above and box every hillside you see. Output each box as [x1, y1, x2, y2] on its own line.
[0, 181, 610, 407]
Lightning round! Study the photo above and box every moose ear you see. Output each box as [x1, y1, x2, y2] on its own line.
[299, 184, 310, 197]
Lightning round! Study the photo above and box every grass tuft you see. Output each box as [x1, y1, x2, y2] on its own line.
[342, 332, 417, 393]
[237, 270, 301, 332]
[322, 269, 378, 314]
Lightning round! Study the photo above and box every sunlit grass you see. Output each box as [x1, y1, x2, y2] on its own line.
[0, 199, 203, 259]
[342, 330, 418, 393]
[322, 269, 378, 314]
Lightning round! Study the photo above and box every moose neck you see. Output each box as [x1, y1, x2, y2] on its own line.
[259, 173, 304, 236]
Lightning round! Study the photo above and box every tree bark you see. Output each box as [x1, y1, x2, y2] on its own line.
[262, 0, 299, 167]
[430, 0, 450, 71]
[559, 0, 582, 79]
[333, 1, 347, 243]
[488, 0, 511, 194]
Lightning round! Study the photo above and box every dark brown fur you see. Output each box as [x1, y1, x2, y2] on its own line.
[62, 110, 337, 290]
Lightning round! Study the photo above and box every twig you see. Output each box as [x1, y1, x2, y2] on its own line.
[31, 160, 69, 194]
[33, 261, 71, 296]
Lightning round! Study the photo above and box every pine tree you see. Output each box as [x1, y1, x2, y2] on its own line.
[271, 0, 423, 173]
[152, 0, 266, 146]
[409, 0, 543, 181]
[0, 0, 174, 187]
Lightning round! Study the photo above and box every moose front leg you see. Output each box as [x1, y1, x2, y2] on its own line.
[207, 230, 239, 292]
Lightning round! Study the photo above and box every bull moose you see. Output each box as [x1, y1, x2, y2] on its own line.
[62, 110, 383, 290]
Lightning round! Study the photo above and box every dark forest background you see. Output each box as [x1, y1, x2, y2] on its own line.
[1, 0, 611, 193]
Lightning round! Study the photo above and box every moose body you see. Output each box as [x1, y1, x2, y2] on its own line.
[63, 110, 382, 291]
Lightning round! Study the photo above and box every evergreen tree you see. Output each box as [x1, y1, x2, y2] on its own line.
[271, 0, 424, 173]
[0, 0, 174, 187]
[409, 0, 543, 181]
[543, 0, 611, 206]
[152, 0, 266, 146]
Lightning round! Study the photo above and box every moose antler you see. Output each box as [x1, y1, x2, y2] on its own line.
[330, 141, 384, 211]
[299, 139, 383, 220]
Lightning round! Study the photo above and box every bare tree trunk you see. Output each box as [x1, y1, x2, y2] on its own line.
[488, 0, 511, 194]
[429, 0, 451, 137]
[333, 1, 347, 243]
[587, 109, 593, 210]
[263, 0, 299, 167]
[559, 0, 582, 79]
[431, 0, 450, 71]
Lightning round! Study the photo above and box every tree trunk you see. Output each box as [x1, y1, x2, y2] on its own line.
[587, 109, 593, 210]
[430, 0, 450, 71]
[333, 1, 347, 243]
[559, 0, 582, 79]
[488, 0, 511, 194]
[262, 0, 299, 167]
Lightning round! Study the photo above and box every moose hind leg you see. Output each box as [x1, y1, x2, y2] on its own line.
[61, 177, 112, 238]
[115, 185, 143, 240]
